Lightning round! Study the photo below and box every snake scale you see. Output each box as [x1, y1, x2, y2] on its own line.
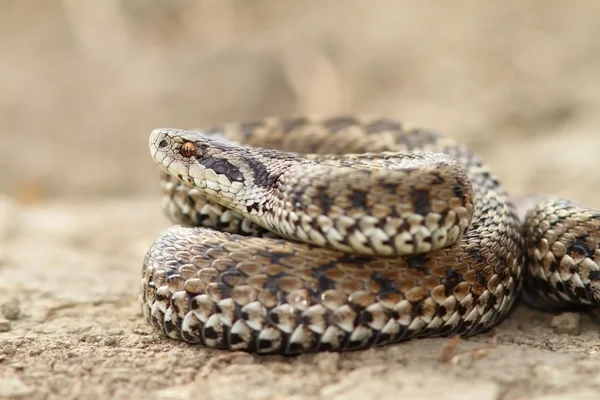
[140, 116, 600, 355]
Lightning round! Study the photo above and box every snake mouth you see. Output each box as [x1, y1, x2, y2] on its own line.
[176, 173, 196, 186]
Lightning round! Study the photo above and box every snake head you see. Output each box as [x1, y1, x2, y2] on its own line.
[149, 127, 301, 215]
[149, 127, 251, 194]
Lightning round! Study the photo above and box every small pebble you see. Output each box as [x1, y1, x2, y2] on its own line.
[550, 312, 581, 335]
[103, 336, 118, 346]
[1, 298, 21, 320]
[0, 319, 11, 333]
[28, 348, 43, 357]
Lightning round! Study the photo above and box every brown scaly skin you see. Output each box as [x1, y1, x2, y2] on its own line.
[522, 199, 600, 312]
[139, 116, 597, 355]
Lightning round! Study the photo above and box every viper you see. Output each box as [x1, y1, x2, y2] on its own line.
[140, 116, 600, 355]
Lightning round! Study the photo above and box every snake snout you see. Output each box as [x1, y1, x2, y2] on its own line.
[149, 129, 173, 152]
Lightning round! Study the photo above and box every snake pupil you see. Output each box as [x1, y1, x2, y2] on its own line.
[181, 142, 197, 158]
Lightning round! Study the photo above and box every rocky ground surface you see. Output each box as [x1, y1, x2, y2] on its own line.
[0, 196, 599, 400]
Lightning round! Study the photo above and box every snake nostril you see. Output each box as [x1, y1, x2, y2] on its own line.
[158, 139, 169, 149]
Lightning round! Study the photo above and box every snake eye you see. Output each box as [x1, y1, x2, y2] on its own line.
[181, 142, 197, 157]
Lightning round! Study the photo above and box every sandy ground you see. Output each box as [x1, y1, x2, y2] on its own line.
[1, 198, 600, 399]
[2, 197, 600, 400]
[2, 1, 600, 399]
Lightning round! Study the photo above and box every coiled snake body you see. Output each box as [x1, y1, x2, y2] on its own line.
[140, 116, 600, 355]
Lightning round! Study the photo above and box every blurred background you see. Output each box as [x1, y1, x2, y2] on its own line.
[2, 0, 600, 205]
[2, 4, 600, 397]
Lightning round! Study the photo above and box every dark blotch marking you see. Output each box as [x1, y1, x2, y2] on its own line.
[181, 329, 199, 344]
[356, 310, 373, 325]
[371, 274, 395, 292]
[290, 188, 307, 214]
[164, 319, 177, 335]
[323, 116, 359, 132]
[349, 189, 368, 208]
[436, 305, 448, 317]
[552, 279, 569, 294]
[411, 189, 431, 215]
[201, 157, 244, 182]
[405, 255, 431, 275]
[286, 342, 304, 354]
[375, 333, 391, 346]
[229, 333, 243, 345]
[301, 314, 313, 327]
[463, 232, 484, 262]
[316, 273, 335, 291]
[429, 172, 444, 185]
[282, 117, 310, 133]
[246, 202, 261, 214]
[268, 312, 280, 324]
[453, 184, 465, 200]
[568, 237, 593, 258]
[547, 257, 561, 273]
[311, 184, 335, 215]
[171, 300, 181, 314]
[574, 286, 590, 303]
[258, 339, 274, 351]
[363, 118, 402, 134]
[347, 333, 377, 350]
[589, 270, 600, 281]
[197, 143, 210, 152]
[203, 326, 219, 339]
[245, 156, 278, 187]
[411, 301, 423, 317]
[569, 243, 589, 257]
[442, 269, 463, 295]
[467, 247, 484, 264]
[155, 291, 169, 302]
[319, 342, 333, 352]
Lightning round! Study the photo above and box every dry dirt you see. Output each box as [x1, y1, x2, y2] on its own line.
[2, 1, 600, 399]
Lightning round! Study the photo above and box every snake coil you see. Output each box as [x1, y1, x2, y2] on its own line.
[140, 116, 600, 355]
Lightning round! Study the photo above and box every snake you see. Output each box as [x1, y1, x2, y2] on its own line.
[140, 116, 600, 355]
